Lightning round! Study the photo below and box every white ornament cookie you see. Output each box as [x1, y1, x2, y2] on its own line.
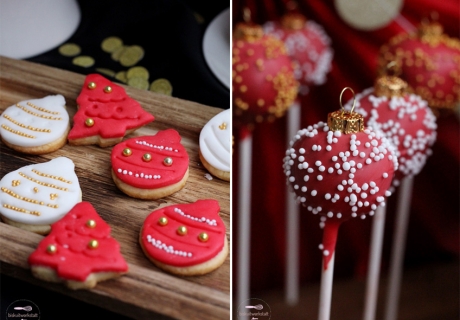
[0, 95, 70, 154]
[0, 157, 82, 234]
[199, 109, 230, 181]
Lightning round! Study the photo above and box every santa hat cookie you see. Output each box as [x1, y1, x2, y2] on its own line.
[111, 129, 189, 200]
[0, 157, 82, 235]
[68, 74, 154, 147]
[0, 95, 70, 154]
[139, 199, 228, 276]
[28, 201, 129, 290]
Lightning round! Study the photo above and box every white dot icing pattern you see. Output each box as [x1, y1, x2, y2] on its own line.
[146, 234, 193, 257]
[173, 208, 218, 226]
[283, 122, 398, 219]
[117, 168, 162, 180]
[199, 109, 230, 172]
[0, 95, 69, 147]
[345, 88, 437, 183]
[0, 157, 81, 225]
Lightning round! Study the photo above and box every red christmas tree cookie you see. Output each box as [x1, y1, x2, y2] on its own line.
[111, 129, 189, 199]
[28, 202, 129, 290]
[68, 73, 154, 147]
[139, 199, 228, 276]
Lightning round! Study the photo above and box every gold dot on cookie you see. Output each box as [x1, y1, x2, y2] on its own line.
[85, 118, 95, 127]
[122, 148, 132, 156]
[177, 226, 187, 236]
[104, 86, 112, 93]
[86, 219, 96, 228]
[88, 239, 99, 249]
[46, 244, 57, 254]
[163, 157, 173, 166]
[219, 122, 227, 130]
[158, 217, 168, 226]
[142, 153, 152, 162]
[33, 187, 39, 193]
[198, 232, 209, 242]
[88, 82, 97, 89]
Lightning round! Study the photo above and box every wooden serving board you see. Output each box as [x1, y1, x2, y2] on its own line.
[0, 56, 230, 320]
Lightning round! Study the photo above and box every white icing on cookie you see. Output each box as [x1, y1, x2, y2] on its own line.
[0, 157, 81, 225]
[0, 95, 69, 147]
[199, 109, 230, 172]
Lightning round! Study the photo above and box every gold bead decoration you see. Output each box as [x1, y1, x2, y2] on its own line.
[85, 118, 95, 127]
[86, 219, 96, 228]
[163, 157, 173, 166]
[219, 122, 227, 130]
[88, 82, 96, 89]
[46, 244, 57, 254]
[198, 232, 209, 242]
[158, 217, 168, 226]
[177, 226, 187, 236]
[122, 148, 132, 156]
[33, 187, 39, 193]
[88, 239, 99, 249]
[142, 153, 152, 162]
[12, 180, 20, 187]
[104, 86, 112, 93]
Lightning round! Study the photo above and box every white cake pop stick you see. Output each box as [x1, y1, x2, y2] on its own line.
[318, 252, 335, 320]
[237, 132, 253, 314]
[286, 101, 301, 305]
[363, 205, 387, 320]
[384, 176, 414, 320]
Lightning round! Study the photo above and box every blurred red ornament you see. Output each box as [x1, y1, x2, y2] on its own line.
[263, 9, 333, 95]
[232, 16, 299, 130]
[347, 71, 437, 188]
[379, 20, 460, 111]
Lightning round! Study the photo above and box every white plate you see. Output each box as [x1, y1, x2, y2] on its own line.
[203, 8, 230, 89]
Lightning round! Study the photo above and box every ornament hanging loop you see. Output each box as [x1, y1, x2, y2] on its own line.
[339, 87, 356, 114]
[385, 61, 401, 77]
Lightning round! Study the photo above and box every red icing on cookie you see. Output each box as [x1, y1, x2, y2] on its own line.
[111, 129, 189, 189]
[140, 199, 226, 267]
[28, 202, 128, 281]
[68, 74, 154, 140]
[284, 122, 397, 268]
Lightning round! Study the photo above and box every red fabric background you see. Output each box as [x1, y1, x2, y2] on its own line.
[232, 0, 460, 293]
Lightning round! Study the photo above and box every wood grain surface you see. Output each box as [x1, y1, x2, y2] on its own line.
[0, 56, 230, 320]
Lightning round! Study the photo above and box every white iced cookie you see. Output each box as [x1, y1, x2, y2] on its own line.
[199, 109, 230, 181]
[0, 95, 70, 154]
[0, 157, 82, 234]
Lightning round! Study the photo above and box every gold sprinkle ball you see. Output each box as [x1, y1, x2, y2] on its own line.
[88, 239, 99, 249]
[163, 157, 173, 166]
[86, 219, 97, 228]
[158, 217, 168, 226]
[142, 153, 152, 162]
[104, 86, 112, 93]
[85, 118, 95, 127]
[198, 232, 209, 242]
[122, 148, 132, 156]
[177, 226, 187, 236]
[88, 81, 97, 89]
[46, 244, 57, 254]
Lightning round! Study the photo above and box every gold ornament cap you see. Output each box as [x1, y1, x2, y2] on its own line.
[327, 87, 364, 134]
[281, 12, 306, 30]
[374, 75, 408, 97]
[234, 8, 263, 41]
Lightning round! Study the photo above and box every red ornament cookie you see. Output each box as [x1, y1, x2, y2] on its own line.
[111, 129, 189, 199]
[28, 202, 128, 290]
[68, 73, 154, 147]
[139, 199, 228, 276]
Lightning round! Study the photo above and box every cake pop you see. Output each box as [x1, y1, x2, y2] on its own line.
[378, 19, 460, 111]
[283, 87, 398, 268]
[263, 4, 333, 95]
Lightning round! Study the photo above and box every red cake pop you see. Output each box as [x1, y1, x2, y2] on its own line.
[283, 88, 398, 268]
[232, 11, 299, 129]
[378, 19, 460, 111]
[263, 6, 333, 95]
[345, 71, 437, 188]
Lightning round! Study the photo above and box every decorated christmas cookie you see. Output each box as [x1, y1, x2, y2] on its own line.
[0, 95, 70, 154]
[28, 201, 129, 290]
[111, 129, 189, 199]
[67, 73, 155, 147]
[199, 109, 230, 181]
[0, 157, 82, 235]
[139, 199, 228, 276]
